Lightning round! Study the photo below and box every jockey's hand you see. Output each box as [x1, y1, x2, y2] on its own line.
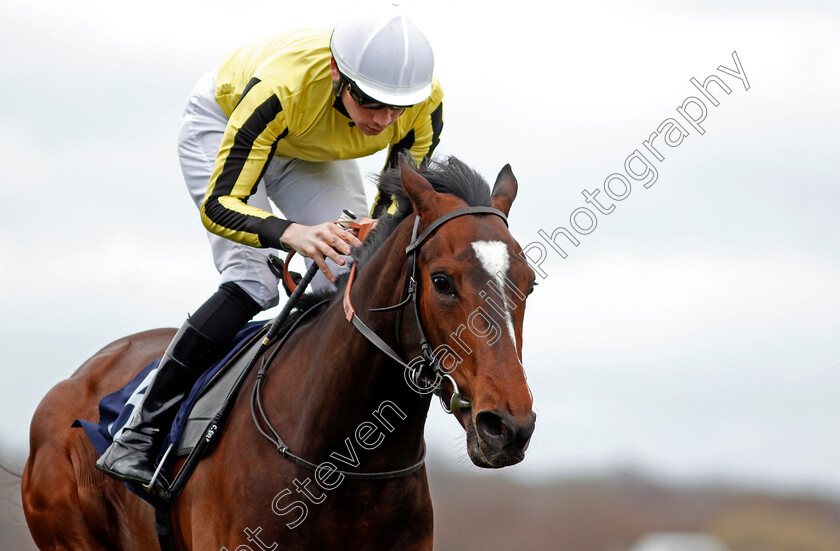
[280, 222, 363, 282]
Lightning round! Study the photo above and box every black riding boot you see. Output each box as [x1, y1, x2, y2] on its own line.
[95, 319, 223, 486]
[95, 282, 262, 488]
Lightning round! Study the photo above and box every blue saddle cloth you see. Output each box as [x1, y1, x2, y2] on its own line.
[73, 321, 266, 502]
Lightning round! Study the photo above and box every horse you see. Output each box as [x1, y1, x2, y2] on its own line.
[22, 157, 537, 550]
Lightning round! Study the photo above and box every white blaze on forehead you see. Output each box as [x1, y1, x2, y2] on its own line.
[472, 240, 509, 280]
[471, 240, 518, 351]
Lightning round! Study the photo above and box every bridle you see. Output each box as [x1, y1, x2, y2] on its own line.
[343, 205, 509, 415]
[252, 204, 508, 481]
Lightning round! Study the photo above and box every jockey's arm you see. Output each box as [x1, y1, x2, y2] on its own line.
[199, 79, 359, 281]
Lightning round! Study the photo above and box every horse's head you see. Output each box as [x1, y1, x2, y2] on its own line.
[399, 159, 536, 468]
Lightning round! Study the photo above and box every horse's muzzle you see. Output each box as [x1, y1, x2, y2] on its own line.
[469, 409, 536, 468]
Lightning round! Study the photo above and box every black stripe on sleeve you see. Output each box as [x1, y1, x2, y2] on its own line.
[215, 94, 284, 198]
[385, 130, 416, 169]
[424, 102, 444, 166]
[235, 77, 262, 109]
[375, 130, 415, 217]
[204, 129, 288, 239]
[203, 93, 288, 238]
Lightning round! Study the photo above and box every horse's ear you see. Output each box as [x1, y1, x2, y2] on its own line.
[491, 164, 518, 216]
[400, 156, 437, 217]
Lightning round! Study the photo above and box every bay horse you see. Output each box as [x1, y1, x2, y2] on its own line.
[22, 157, 537, 550]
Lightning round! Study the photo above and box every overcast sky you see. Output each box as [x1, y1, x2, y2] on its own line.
[1, 1, 838, 496]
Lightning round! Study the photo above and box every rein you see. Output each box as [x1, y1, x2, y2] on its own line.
[250, 297, 427, 480]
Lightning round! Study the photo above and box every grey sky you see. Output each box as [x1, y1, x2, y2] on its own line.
[1, 0, 838, 496]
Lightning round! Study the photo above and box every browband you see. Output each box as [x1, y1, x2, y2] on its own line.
[405, 206, 508, 255]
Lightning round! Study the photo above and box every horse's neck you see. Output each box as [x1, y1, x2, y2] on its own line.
[271, 220, 431, 471]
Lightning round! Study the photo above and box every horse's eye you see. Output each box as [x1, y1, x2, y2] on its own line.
[432, 274, 454, 295]
[528, 281, 538, 296]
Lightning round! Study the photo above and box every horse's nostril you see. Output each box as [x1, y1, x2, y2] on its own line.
[475, 411, 514, 450]
[475, 411, 536, 452]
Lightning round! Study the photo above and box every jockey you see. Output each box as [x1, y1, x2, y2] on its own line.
[96, 5, 443, 488]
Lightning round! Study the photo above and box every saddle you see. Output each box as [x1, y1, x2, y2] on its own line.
[169, 324, 268, 458]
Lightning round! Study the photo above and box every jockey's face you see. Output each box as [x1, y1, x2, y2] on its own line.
[330, 58, 405, 136]
[342, 90, 404, 136]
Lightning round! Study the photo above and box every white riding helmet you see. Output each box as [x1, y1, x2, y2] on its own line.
[330, 3, 435, 107]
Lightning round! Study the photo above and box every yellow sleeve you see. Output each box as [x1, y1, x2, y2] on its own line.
[200, 78, 291, 248]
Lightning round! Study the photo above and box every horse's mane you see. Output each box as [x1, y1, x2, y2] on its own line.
[274, 156, 493, 333]
[354, 156, 492, 269]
